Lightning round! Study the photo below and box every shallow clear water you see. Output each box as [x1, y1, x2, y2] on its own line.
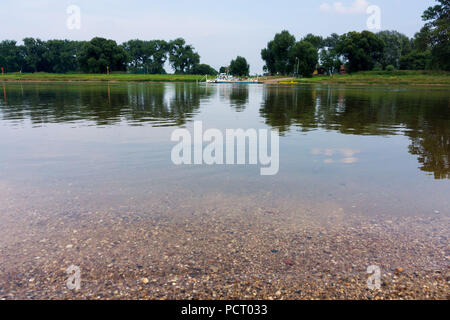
[0, 82, 449, 217]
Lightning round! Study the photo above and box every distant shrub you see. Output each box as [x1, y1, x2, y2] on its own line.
[385, 65, 395, 72]
[373, 63, 382, 71]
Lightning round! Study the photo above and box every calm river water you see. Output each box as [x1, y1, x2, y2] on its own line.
[1, 82, 449, 215]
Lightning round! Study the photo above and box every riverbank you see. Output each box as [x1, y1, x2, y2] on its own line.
[283, 71, 450, 86]
[0, 73, 205, 83]
[1, 71, 449, 86]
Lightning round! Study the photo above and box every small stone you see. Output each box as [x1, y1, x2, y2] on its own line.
[141, 278, 149, 284]
[271, 249, 279, 253]
[283, 258, 294, 266]
[395, 267, 404, 274]
[210, 265, 219, 273]
[65, 244, 73, 249]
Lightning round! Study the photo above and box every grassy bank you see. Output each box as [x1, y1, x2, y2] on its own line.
[285, 71, 450, 86]
[2, 71, 449, 85]
[0, 72, 206, 82]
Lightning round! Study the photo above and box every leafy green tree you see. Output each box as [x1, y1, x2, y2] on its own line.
[43, 40, 82, 73]
[144, 40, 169, 74]
[219, 66, 228, 74]
[289, 40, 318, 77]
[78, 37, 128, 73]
[335, 31, 385, 73]
[0, 40, 25, 72]
[23, 38, 49, 72]
[261, 30, 296, 75]
[122, 39, 146, 71]
[320, 48, 342, 75]
[168, 38, 200, 74]
[413, 27, 432, 52]
[302, 34, 324, 49]
[320, 33, 342, 74]
[122, 39, 169, 74]
[191, 64, 218, 75]
[399, 50, 433, 70]
[323, 33, 341, 48]
[377, 30, 412, 69]
[421, 0, 450, 70]
[229, 56, 250, 76]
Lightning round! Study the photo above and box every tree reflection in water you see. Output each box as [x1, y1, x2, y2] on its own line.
[260, 85, 450, 179]
[0, 83, 448, 179]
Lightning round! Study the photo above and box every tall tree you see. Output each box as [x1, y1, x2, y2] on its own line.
[43, 40, 82, 73]
[122, 39, 169, 74]
[0, 40, 25, 72]
[421, 0, 450, 70]
[290, 40, 318, 77]
[413, 27, 432, 52]
[122, 39, 146, 71]
[23, 38, 49, 72]
[168, 38, 200, 74]
[320, 49, 342, 75]
[145, 40, 169, 74]
[335, 31, 385, 73]
[302, 34, 324, 49]
[377, 30, 412, 69]
[320, 33, 342, 74]
[323, 33, 341, 48]
[261, 30, 296, 75]
[229, 56, 250, 76]
[78, 37, 128, 73]
[399, 26, 434, 70]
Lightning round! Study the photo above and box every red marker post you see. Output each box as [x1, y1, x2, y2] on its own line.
[1, 67, 4, 75]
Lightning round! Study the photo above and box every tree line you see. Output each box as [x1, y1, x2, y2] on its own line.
[0, 37, 220, 75]
[1, 1, 447, 77]
[261, 0, 449, 76]
[0, 35, 253, 76]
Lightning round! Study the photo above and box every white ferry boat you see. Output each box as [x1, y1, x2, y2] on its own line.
[207, 73, 261, 84]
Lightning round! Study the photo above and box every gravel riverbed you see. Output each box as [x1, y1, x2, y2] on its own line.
[0, 187, 448, 300]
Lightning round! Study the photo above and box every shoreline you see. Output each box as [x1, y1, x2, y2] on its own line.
[0, 73, 205, 83]
[2, 79, 449, 87]
[279, 71, 450, 86]
[1, 71, 449, 86]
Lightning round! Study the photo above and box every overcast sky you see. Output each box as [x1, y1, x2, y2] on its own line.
[0, 0, 437, 73]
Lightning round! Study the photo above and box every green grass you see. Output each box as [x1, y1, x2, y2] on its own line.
[0, 72, 207, 82]
[2, 71, 449, 86]
[290, 70, 450, 86]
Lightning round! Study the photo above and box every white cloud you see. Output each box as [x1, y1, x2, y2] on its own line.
[320, 0, 370, 14]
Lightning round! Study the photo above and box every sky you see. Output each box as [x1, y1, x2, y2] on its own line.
[0, 0, 438, 74]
